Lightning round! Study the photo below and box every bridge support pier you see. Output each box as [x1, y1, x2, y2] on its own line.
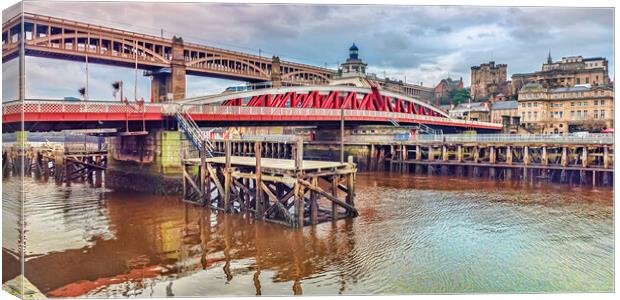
[149, 37, 187, 102]
[106, 129, 185, 194]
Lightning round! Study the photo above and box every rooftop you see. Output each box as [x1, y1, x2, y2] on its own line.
[491, 100, 518, 110]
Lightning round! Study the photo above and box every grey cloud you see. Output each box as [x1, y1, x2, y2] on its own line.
[7, 2, 614, 92]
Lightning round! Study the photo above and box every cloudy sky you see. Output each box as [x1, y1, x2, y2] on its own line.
[2, 1, 614, 101]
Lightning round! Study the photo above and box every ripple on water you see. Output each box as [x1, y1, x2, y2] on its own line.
[2, 172, 614, 296]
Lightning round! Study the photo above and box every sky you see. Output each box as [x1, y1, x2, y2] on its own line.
[2, 1, 615, 101]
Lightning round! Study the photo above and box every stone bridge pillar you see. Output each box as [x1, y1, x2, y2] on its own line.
[271, 56, 282, 88]
[105, 129, 185, 194]
[149, 36, 186, 102]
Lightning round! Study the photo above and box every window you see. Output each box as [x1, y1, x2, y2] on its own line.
[601, 100, 605, 106]
[583, 110, 588, 119]
[601, 110, 606, 119]
[571, 111, 575, 119]
[527, 112, 532, 120]
[577, 110, 581, 120]
[559, 112, 563, 119]
[533, 111, 538, 119]
[521, 112, 525, 119]
[594, 100, 598, 106]
[571, 102, 575, 107]
[576, 78, 581, 84]
[534, 102, 538, 108]
[586, 78, 590, 84]
[528, 103, 532, 108]
[522, 103, 526, 108]
[594, 110, 598, 119]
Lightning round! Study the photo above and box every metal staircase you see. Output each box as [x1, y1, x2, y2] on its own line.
[389, 118, 443, 135]
[175, 111, 215, 158]
[417, 122, 443, 135]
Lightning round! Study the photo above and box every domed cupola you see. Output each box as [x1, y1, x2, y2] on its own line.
[349, 43, 359, 60]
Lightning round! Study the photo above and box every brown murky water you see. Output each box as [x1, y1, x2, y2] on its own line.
[2, 172, 614, 296]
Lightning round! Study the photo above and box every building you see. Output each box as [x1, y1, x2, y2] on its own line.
[434, 77, 464, 105]
[512, 53, 610, 92]
[470, 61, 514, 101]
[331, 44, 436, 105]
[490, 100, 519, 124]
[449, 102, 490, 122]
[378, 78, 435, 105]
[339, 43, 368, 76]
[517, 83, 613, 134]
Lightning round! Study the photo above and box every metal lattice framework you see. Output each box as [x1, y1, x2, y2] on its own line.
[182, 86, 450, 117]
[2, 13, 334, 84]
[2, 98, 503, 130]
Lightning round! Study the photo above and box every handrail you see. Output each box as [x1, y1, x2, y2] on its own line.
[5, 100, 504, 130]
[414, 133, 613, 144]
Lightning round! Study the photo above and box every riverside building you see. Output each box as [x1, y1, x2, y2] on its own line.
[517, 83, 613, 134]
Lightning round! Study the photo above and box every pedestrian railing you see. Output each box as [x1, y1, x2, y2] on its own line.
[414, 133, 613, 144]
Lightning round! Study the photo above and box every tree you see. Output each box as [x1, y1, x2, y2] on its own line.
[451, 88, 470, 106]
[78, 87, 86, 100]
[112, 81, 123, 101]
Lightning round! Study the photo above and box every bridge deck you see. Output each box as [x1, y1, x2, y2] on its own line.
[184, 156, 347, 171]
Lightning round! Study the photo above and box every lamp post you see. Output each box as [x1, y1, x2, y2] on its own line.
[85, 50, 89, 101]
[134, 40, 138, 100]
[340, 102, 345, 163]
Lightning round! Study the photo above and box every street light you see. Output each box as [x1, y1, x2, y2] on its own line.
[340, 100, 345, 163]
[134, 40, 138, 100]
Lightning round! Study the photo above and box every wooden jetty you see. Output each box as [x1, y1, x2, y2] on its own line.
[181, 139, 358, 227]
[2, 144, 107, 185]
[384, 141, 614, 186]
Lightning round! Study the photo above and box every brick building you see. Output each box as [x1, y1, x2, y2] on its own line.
[434, 77, 464, 105]
[470, 61, 515, 101]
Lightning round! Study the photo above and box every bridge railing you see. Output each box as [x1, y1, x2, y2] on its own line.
[6, 100, 501, 130]
[414, 133, 614, 144]
[3, 99, 163, 115]
[187, 105, 502, 129]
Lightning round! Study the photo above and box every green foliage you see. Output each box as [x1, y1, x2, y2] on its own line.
[451, 89, 470, 106]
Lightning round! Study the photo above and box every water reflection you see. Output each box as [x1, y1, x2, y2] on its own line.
[2, 171, 614, 296]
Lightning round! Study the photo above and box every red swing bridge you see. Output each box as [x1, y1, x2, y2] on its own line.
[2, 85, 501, 133]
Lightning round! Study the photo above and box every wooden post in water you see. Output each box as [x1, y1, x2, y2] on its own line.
[415, 145, 421, 161]
[255, 142, 264, 218]
[401, 144, 408, 173]
[473, 146, 480, 164]
[331, 174, 339, 221]
[200, 140, 207, 198]
[523, 146, 530, 165]
[506, 146, 513, 165]
[294, 139, 304, 227]
[428, 145, 434, 161]
[224, 140, 232, 212]
[346, 155, 355, 208]
[561, 147, 568, 167]
[581, 146, 588, 168]
[310, 176, 318, 225]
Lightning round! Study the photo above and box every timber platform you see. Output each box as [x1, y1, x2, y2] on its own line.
[181, 140, 358, 228]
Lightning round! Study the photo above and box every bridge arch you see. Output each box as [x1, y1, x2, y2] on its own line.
[281, 70, 330, 83]
[186, 56, 270, 77]
[29, 33, 170, 64]
[181, 85, 449, 118]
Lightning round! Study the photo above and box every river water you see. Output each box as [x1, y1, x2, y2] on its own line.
[2, 172, 614, 296]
